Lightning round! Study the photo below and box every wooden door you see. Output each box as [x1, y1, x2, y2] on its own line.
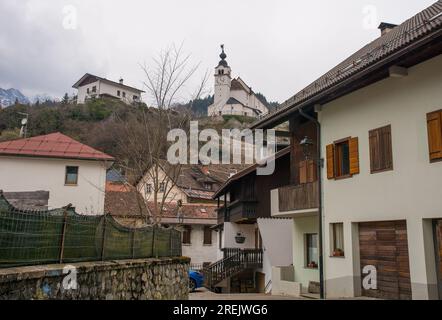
[359, 221, 412, 300]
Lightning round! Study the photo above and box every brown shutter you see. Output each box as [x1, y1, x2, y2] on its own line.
[326, 144, 335, 179]
[299, 160, 307, 184]
[381, 126, 393, 170]
[427, 111, 442, 161]
[369, 129, 381, 172]
[369, 125, 393, 172]
[203, 226, 212, 245]
[307, 159, 317, 183]
[349, 137, 360, 175]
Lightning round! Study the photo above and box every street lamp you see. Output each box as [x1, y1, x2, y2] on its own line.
[300, 136, 324, 167]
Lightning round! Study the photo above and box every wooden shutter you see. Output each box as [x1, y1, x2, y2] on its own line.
[427, 111, 442, 161]
[349, 137, 360, 175]
[299, 160, 307, 184]
[307, 159, 317, 182]
[369, 125, 393, 172]
[203, 226, 212, 245]
[326, 144, 335, 179]
[182, 226, 191, 244]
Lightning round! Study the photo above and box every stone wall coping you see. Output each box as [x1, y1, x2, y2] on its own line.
[0, 257, 190, 283]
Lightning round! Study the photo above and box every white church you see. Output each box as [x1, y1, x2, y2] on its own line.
[207, 46, 269, 118]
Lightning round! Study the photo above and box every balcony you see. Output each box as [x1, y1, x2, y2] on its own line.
[271, 181, 319, 218]
[217, 200, 258, 224]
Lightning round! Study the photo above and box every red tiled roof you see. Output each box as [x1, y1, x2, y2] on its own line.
[0, 132, 114, 161]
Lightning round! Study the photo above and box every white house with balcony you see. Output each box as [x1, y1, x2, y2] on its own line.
[73, 73, 144, 105]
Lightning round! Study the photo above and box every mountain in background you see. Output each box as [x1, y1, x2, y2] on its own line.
[0, 88, 30, 108]
[30, 94, 60, 105]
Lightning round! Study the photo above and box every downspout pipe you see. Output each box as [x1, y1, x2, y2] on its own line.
[298, 107, 324, 300]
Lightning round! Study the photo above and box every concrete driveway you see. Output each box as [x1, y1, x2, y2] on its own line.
[189, 288, 305, 300]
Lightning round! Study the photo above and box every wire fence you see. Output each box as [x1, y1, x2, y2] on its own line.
[0, 193, 182, 268]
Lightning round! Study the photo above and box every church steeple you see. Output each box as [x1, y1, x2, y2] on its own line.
[218, 44, 228, 67]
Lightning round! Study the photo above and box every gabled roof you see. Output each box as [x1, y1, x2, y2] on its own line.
[252, 1, 442, 129]
[72, 73, 145, 93]
[0, 132, 115, 161]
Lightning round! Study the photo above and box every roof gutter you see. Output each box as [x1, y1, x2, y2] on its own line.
[252, 27, 442, 130]
[298, 107, 324, 300]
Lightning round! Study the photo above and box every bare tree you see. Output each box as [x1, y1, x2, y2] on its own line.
[115, 44, 209, 225]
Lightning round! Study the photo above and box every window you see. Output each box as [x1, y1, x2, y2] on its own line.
[326, 137, 359, 179]
[427, 110, 442, 162]
[219, 229, 223, 250]
[65, 166, 79, 185]
[182, 226, 192, 244]
[145, 184, 152, 194]
[306, 234, 319, 269]
[122, 92, 126, 98]
[117, 90, 121, 97]
[92, 86, 97, 93]
[159, 182, 166, 193]
[133, 95, 138, 101]
[203, 183, 212, 190]
[87, 88, 90, 94]
[330, 223, 345, 257]
[369, 125, 393, 173]
[299, 159, 316, 184]
[203, 226, 212, 245]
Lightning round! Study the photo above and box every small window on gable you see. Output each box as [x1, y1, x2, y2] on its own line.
[117, 90, 121, 97]
[326, 137, 359, 180]
[146, 184, 152, 194]
[122, 92, 126, 98]
[159, 182, 166, 193]
[330, 223, 345, 257]
[92, 86, 97, 93]
[65, 166, 79, 186]
[87, 88, 90, 94]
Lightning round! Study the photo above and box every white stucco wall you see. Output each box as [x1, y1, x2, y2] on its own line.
[222, 222, 257, 249]
[320, 54, 442, 299]
[0, 156, 108, 215]
[182, 224, 218, 265]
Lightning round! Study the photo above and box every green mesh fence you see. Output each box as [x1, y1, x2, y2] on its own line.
[0, 193, 182, 268]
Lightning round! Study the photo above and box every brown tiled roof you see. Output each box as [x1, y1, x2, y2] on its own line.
[252, 1, 442, 128]
[147, 202, 217, 219]
[105, 191, 148, 218]
[0, 132, 114, 161]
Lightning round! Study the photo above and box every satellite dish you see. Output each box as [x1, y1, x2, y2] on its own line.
[21, 118, 28, 125]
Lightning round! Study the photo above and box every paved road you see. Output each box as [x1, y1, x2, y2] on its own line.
[190, 288, 305, 300]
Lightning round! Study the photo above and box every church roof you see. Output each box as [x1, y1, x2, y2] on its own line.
[225, 97, 244, 105]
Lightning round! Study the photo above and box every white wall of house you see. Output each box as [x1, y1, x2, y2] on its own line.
[222, 222, 257, 249]
[0, 156, 108, 215]
[182, 224, 218, 265]
[77, 80, 100, 104]
[137, 167, 187, 204]
[319, 54, 442, 299]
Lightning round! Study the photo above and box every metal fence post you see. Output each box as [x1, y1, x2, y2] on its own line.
[101, 212, 107, 261]
[131, 229, 136, 259]
[58, 208, 69, 263]
[152, 226, 156, 258]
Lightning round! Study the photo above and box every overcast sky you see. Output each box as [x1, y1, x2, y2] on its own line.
[0, 0, 436, 103]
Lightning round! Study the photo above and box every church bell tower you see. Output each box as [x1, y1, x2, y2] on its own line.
[214, 44, 231, 106]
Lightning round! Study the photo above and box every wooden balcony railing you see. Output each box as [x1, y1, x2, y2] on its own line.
[278, 181, 319, 212]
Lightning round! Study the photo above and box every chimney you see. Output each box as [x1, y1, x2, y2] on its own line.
[378, 22, 398, 36]
[119, 78, 124, 85]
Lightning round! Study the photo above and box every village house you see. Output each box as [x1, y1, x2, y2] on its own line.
[209, 148, 294, 294]
[251, 2, 442, 300]
[0, 132, 114, 215]
[136, 162, 245, 268]
[73, 73, 144, 105]
[207, 46, 269, 118]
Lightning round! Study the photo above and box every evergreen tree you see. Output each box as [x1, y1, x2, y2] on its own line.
[62, 93, 69, 105]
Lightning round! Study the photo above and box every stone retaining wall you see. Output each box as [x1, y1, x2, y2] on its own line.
[0, 257, 190, 300]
